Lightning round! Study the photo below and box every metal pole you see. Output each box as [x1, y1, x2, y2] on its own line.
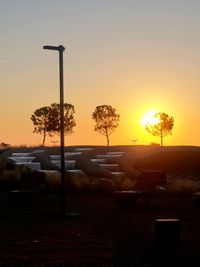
[59, 46, 66, 216]
[43, 45, 66, 216]
[43, 45, 79, 218]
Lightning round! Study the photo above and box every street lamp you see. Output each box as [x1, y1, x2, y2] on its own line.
[43, 45, 77, 217]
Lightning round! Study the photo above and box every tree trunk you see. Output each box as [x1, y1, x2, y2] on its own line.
[106, 136, 110, 146]
[42, 132, 46, 146]
[160, 131, 163, 147]
[105, 130, 109, 146]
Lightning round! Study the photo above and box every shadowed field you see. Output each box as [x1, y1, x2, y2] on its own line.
[0, 193, 200, 266]
[0, 145, 200, 266]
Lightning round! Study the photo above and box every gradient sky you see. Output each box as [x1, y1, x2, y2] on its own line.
[1, 0, 200, 147]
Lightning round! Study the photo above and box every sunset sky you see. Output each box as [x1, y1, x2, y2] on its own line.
[1, 0, 200, 147]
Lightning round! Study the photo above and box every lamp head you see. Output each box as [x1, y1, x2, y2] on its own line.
[43, 45, 65, 52]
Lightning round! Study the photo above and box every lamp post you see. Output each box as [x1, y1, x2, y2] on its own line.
[43, 45, 67, 217]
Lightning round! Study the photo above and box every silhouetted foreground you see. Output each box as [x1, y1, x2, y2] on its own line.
[0, 192, 200, 266]
[1, 145, 200, 266]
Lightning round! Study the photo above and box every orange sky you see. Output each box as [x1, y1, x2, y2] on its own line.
[1, 1, 200, 147]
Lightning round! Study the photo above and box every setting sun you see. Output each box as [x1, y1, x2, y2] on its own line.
[141, 111, 160, 126]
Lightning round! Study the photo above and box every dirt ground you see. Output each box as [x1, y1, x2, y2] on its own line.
[0, 192, 200, 266]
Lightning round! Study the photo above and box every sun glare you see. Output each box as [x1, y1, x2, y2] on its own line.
[141, 111, 160, 126]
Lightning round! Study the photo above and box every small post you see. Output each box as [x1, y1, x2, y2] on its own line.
[155, 219, 180, 265]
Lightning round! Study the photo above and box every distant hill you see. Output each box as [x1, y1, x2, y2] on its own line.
[134, 147, 200, 173]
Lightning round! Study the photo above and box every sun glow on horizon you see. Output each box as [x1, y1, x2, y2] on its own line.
[141, 110, 160, 126]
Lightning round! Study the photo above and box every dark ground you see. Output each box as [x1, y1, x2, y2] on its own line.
[1, 145, 200, 266]
[0, 192, 200, 266]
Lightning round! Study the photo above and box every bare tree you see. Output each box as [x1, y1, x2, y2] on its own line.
[92, 105, 120, 146]
[145, 112, 174, 146]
